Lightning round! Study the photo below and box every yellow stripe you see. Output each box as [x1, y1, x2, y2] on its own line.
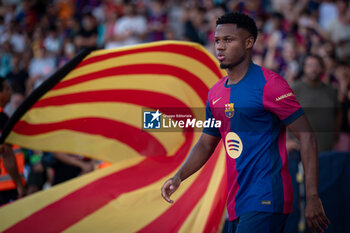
[63, 52, 220, 88]
[218, 210, 227, 233]
[41, 74, 204, 108]
[180, 146, 226, 233]
[63, 160, 201, 233]
[0, 157, 145, 231]
[19, 103, 186, 156]
[75, 40, 225, 85]
[88, 41, 207, 57]
[178, 197, 205, 233]
[6, 131, 141, 163]
[64, 139, 221, 233]
[0, 132, 200, 232]
[88, 41, 226, 79]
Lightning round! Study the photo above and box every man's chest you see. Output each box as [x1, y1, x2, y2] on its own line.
[209, 86, 266, 123]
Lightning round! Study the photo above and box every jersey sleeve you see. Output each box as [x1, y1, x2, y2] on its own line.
[263, 73, 304, 125]
[202, 99, 221, 137]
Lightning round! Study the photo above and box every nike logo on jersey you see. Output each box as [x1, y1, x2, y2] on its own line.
[212, 97, 222, 105]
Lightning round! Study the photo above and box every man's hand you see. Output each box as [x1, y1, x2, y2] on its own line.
[288, 116, 330, 232]
[16, 183, 26, 198]
[161, 176, 181, 204]
[305, 194, 330, 233]
[160, 133, 220, 204]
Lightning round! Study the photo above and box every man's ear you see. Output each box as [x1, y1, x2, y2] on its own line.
[246, 36, 255, 49]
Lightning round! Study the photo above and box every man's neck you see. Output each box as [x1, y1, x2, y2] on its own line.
[302, 76, 322, 87]
[226, 57, 252, 85]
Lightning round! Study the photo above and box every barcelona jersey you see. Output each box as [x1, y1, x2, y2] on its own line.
[203, 62, 304, 221]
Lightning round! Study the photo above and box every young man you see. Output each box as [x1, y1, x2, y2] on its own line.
[0, 78, 26, 205]
[161, 12, 329, 233]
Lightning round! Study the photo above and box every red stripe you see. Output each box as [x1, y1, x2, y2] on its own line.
[52, 64, 209, 104]
[13, 118, 167, 157]
[16, 91, 195, 158]
[4, 131, 194, 233]
[203, 148, 228, 233]
[32, 90, 193, 109]
[29, 90, 194, 135]
[76, 44, 222, 78]
[137, 144, 222, 233]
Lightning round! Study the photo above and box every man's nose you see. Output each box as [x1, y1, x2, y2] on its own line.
[216, 41, 226, 50]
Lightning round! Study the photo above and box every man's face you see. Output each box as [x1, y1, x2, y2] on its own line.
[304, 57, 323, 81]
[215, 24, 252, 69]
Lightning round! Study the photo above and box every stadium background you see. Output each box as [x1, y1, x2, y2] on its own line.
[0, 0, 349, 232]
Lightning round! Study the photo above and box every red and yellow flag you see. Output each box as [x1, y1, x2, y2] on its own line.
[0, 41, 228, 232]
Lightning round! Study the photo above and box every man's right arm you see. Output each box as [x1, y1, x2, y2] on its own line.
[161, 133, 220, 203]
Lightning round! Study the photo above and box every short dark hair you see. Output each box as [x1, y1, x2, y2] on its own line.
[216, 12, 258, 42]
[305, 54, 325, 68]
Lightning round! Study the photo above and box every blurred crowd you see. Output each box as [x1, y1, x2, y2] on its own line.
[0, 0, 349, 203]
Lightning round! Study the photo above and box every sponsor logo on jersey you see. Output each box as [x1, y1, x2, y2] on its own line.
[276, 92, 294, 101]
[225, 132, 243, 159]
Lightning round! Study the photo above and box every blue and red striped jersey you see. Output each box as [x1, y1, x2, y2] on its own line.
[203, 62, 304, 220]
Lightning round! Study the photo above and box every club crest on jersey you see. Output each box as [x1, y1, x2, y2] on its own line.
[225, 103, 234, 118]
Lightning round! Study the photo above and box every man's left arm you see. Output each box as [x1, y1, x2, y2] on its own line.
[1, 144, 26, 198]
[288, 115, 330, 233]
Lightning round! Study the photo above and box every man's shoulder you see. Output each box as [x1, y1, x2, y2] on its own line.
[321, 82, 338, 98]
[291, 80, 305, 90]
[210, 76, 227, 90]
[258, 66, 291, 93]
[207, 76, 227, 101]
[259, 66, 284, 82]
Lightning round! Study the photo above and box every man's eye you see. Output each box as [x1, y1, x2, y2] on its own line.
[215, 39, 220, 43]
[225, 39, 232, 42]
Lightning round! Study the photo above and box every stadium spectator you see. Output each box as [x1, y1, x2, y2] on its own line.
[6, 54, 28, 96]
[25, 150, 50, 195]
[106, 1, 147, 48]
[0, 41, 13, 78]
[26, 45, 56, 95]
[58, 38, 75, 68]
[146, 0, 168, 42]
[56, 0, 75, 24]
[44, 26, 61, 57]
[74, 12, 98, 51]
[183, 6, 208, 45]
[103, 11, 119, 49]
[325, 0, 350, 61]
[291, 55, 340, 153]
[0, 78, 26, 205]
[3, 91, 24, 117]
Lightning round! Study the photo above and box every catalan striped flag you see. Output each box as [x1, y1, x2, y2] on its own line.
[0, 41, 228, 233]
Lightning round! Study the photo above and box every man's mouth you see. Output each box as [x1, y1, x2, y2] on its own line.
[217, 54, 225, 61]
